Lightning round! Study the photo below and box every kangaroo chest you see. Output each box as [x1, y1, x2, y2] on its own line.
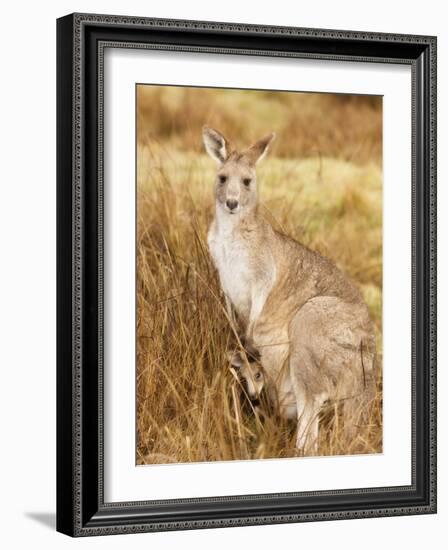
[208, 231, 253, 320]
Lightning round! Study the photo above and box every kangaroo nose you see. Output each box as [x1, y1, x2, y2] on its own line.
[226, 199, 238, 211]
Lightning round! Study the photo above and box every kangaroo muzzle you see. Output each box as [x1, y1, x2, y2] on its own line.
[226, 199, 238, 211]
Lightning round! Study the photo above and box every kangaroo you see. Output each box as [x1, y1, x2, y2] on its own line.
[228, 349, 297, 420]
[203, 126, 376, 454]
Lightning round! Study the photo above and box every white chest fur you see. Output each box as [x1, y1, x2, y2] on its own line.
[208, 226, 253, 320]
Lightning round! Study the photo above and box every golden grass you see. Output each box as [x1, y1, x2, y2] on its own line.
[136, 86, 382, 465]
[137, 85, 382, 165]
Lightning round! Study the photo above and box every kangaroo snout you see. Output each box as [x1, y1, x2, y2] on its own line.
[226, 199, 239, 211]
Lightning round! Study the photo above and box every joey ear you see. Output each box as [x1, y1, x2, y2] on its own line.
[227, 350, 243, 368]
[245, 132, 276, 165]
[202, 126, 230, 165]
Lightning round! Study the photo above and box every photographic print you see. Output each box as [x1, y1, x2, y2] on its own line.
[136, 85, 383, 465]
[57, 14, 436, 535]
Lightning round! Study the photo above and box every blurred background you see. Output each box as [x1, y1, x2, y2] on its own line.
[137, 86, 382, 163]
[136, 85, 382, 465]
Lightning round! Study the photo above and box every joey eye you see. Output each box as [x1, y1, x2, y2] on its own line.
[254, 372, 262, 381]
[218, 174, 227, 184]
[243, 178, 251, 187]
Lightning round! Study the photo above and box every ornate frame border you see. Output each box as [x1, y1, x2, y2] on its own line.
[56, 13, 437, 537]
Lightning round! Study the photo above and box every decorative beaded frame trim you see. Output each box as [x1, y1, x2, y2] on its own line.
[69, 13, 437, 536]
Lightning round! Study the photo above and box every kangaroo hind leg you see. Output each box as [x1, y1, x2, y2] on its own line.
[289, 345, 326, 456]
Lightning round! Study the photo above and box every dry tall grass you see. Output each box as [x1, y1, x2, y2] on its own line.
[136, 86, 382, 465]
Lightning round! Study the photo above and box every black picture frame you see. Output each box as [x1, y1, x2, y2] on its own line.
[56, 13, 437, 537]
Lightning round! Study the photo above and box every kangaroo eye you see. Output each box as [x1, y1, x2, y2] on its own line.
[243, 178, 251, 187]
[218, 174, 227, 184]
[254, 372, 262, 381]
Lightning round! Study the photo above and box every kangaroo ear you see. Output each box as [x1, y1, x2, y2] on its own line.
[202, 127, 230, 165]
[245, 132, 276, 165]
[227, 350, 243, 368]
